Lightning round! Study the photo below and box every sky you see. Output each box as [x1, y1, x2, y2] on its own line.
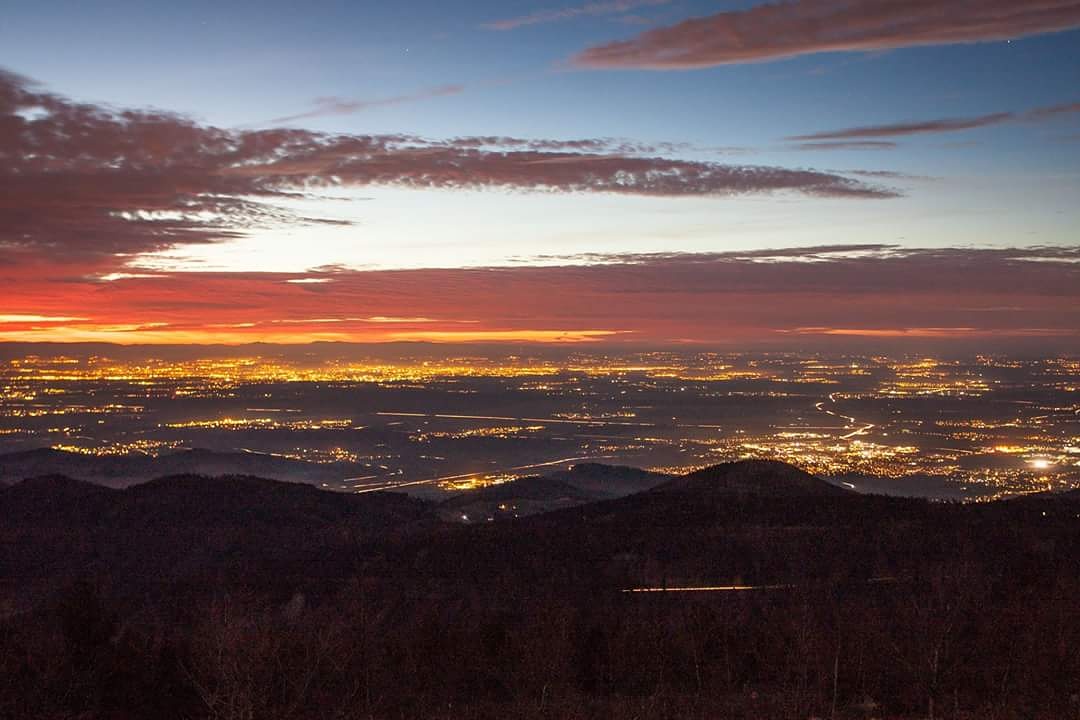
[1, 0, 1079, 347]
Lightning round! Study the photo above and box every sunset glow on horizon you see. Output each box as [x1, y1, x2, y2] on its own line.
[1, 1, 1078, 349]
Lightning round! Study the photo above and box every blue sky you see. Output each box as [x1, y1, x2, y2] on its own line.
[6, 1, 1078, 147]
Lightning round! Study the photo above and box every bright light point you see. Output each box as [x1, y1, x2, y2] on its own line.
[1030, 459, 1052, 470]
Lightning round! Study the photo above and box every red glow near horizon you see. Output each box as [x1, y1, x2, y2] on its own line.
[2, 250, 1078, 347]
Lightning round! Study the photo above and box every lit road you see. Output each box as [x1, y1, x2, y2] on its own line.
[376, 411, 657, 428]
[623, 577, 900, 594]
[622, 584, 794, 594]
[817, 393, 875, 441]
[375, 411, 725, 430]
[841, 423, 876, 440]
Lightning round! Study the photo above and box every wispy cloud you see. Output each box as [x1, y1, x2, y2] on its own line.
[1024, 101, 1080, 121]
[573, 0, 1080, 69]
[788, 101, 1080, 142]
[484, 0, 670, 30]
[789, 113, 1014, 141]
[0, 69, 896, 273]
[271, 85, 465, 124]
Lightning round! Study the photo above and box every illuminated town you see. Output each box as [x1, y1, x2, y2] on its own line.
[1, 351, 1077, 500]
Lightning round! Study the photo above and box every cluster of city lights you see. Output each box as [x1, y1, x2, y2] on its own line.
[2, 352, 1076, 500]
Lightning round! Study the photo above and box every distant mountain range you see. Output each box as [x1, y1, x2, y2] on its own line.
[4, 448, 1076, 512]
[0, 447, 365, 489]
[0, 458, 875, 605]
[437, 460, 853, 522]
[5, 458, 1075, 601]
[652, 459, 850, 497]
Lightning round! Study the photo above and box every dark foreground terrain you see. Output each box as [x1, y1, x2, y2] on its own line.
[3, 461, 1080, 719]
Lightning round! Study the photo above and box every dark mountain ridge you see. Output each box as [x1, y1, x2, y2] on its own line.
[436, 460, 838, 521]
[0, 472, 435, 609]
[1, 470, 432, 528]
[0, 447, 367, 489]
[545, 462, 674, 498]
[652, 459, 851, 497]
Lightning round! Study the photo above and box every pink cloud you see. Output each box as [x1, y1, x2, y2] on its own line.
[789, 113, 1015, 141]
[787, 101, 1080, 142]
[0, 69, 895, 270]
[574, 0, 1080, 69]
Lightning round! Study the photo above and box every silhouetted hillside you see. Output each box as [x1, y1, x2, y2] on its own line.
[0, 447, 365, 489]
[3, 460, 1080, 720]
[653, 459, 850, 497]
[436, 461, 836, 522]
[0, 474, 114, 523]
[546, 462, 674, 498]
[0, 473, 434, 608]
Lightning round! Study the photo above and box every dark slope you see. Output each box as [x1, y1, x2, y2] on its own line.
[1009, 486, 1080, 507]
[0, 472, 431, 529]
[545, 462, 674, 499]
[0, 447, 364, 489]
[0, 474, 115, 523]
[403, 461, 906, 599]
[0, 473, 435, 605]
[435, 460, 846, 523]
[5, 462, 1080, 719]
[121, 473, 429, 527]
[407, 459, 1080, 612]
[652, 459, 851, 497]
[1030, 486, 1080, 500]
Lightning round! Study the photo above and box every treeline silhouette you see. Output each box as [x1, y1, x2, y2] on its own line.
[2, 463, 1080, 719]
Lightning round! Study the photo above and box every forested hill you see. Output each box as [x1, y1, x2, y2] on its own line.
[2, 460, 1080, 719]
